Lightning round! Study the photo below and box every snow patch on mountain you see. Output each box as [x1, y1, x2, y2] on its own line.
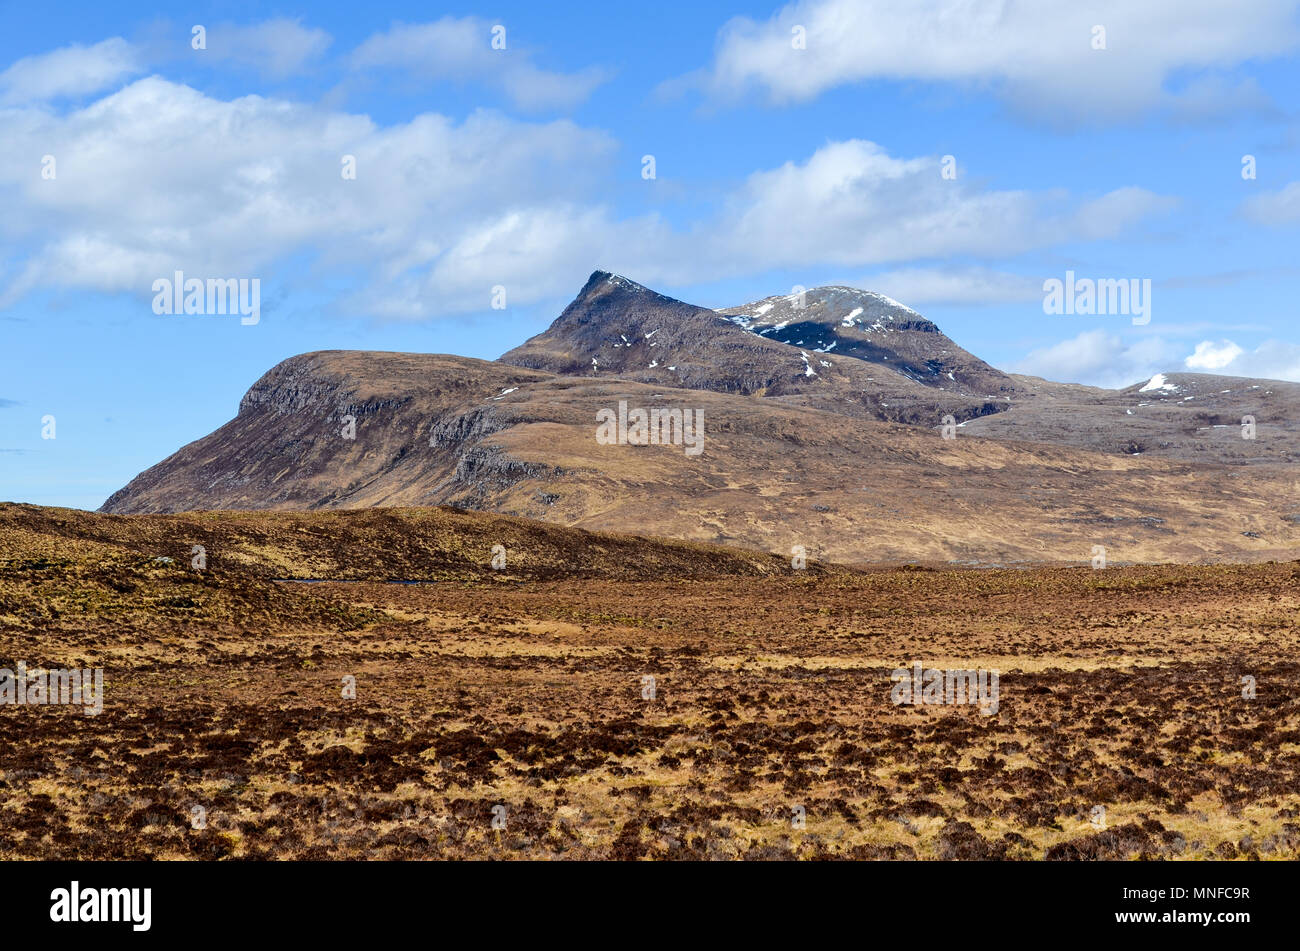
[1139, 373, 1179, 393]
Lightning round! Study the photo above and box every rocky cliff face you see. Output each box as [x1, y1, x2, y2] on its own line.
[100, 352, 553, 514]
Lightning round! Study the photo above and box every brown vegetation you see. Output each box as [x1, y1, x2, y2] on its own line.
[2, 505, 1297, 860]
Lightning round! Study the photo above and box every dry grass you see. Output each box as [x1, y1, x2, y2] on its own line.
[2, 506, 1298, 859]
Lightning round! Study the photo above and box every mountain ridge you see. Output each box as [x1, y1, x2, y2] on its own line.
[96, 270, 1300, 566]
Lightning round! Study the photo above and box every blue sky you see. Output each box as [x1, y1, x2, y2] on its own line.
[2, 0, 1299, 509]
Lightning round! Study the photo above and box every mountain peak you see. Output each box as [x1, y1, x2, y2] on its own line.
[502, 271, 720, 376]
[499, 270, 1020, 416]
[717, 284, 931, 334]
[578, 270, 657, 300]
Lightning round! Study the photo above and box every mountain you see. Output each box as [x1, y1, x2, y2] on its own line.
[960, 371, 1300, 464]
[97, 271, 1300, 565]
[716, 284, 1018, 399]
[501, 271, 1010, 426]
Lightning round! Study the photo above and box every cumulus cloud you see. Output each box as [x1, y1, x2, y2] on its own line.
[1184, 339, 1300, 381]
[367, 205, 673, 318]
[694, 140, 1173, 274]
[1241, 181, 1300, 226]
[1012, 329, 1180, 388]
[677, 0, 1300, 120]
[0, 79, 1175, 319]
[351, 18, 610, 110]
[0, 77, 621, 316]
[1185, 339, 1245, 370]
[403, 141, 1171, 306]
[0, 39, 141, 105]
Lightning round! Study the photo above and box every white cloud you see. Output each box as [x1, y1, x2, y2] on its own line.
[860, 267, 1041, 305]
[0, 77, 620, 316]
[1013, 329, 1179, 388]
[366, 205, 672, 317]
[1184, 339, 1300, 381]
[1185, 339, 1244, 370]
[1016, 334, 1300, 390]
[1073, 187, 1180, 239]
[1241, 181, 1300, 226]
[1164, 74, 1275, 122]
[680, 0, 1300, 120]
[351, 18, 610, 110]
[0, 39, 141, 105]
[0, 83, 1174, 319]
[694, 140, 1173, 274]
[199, 19, 333, 79]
